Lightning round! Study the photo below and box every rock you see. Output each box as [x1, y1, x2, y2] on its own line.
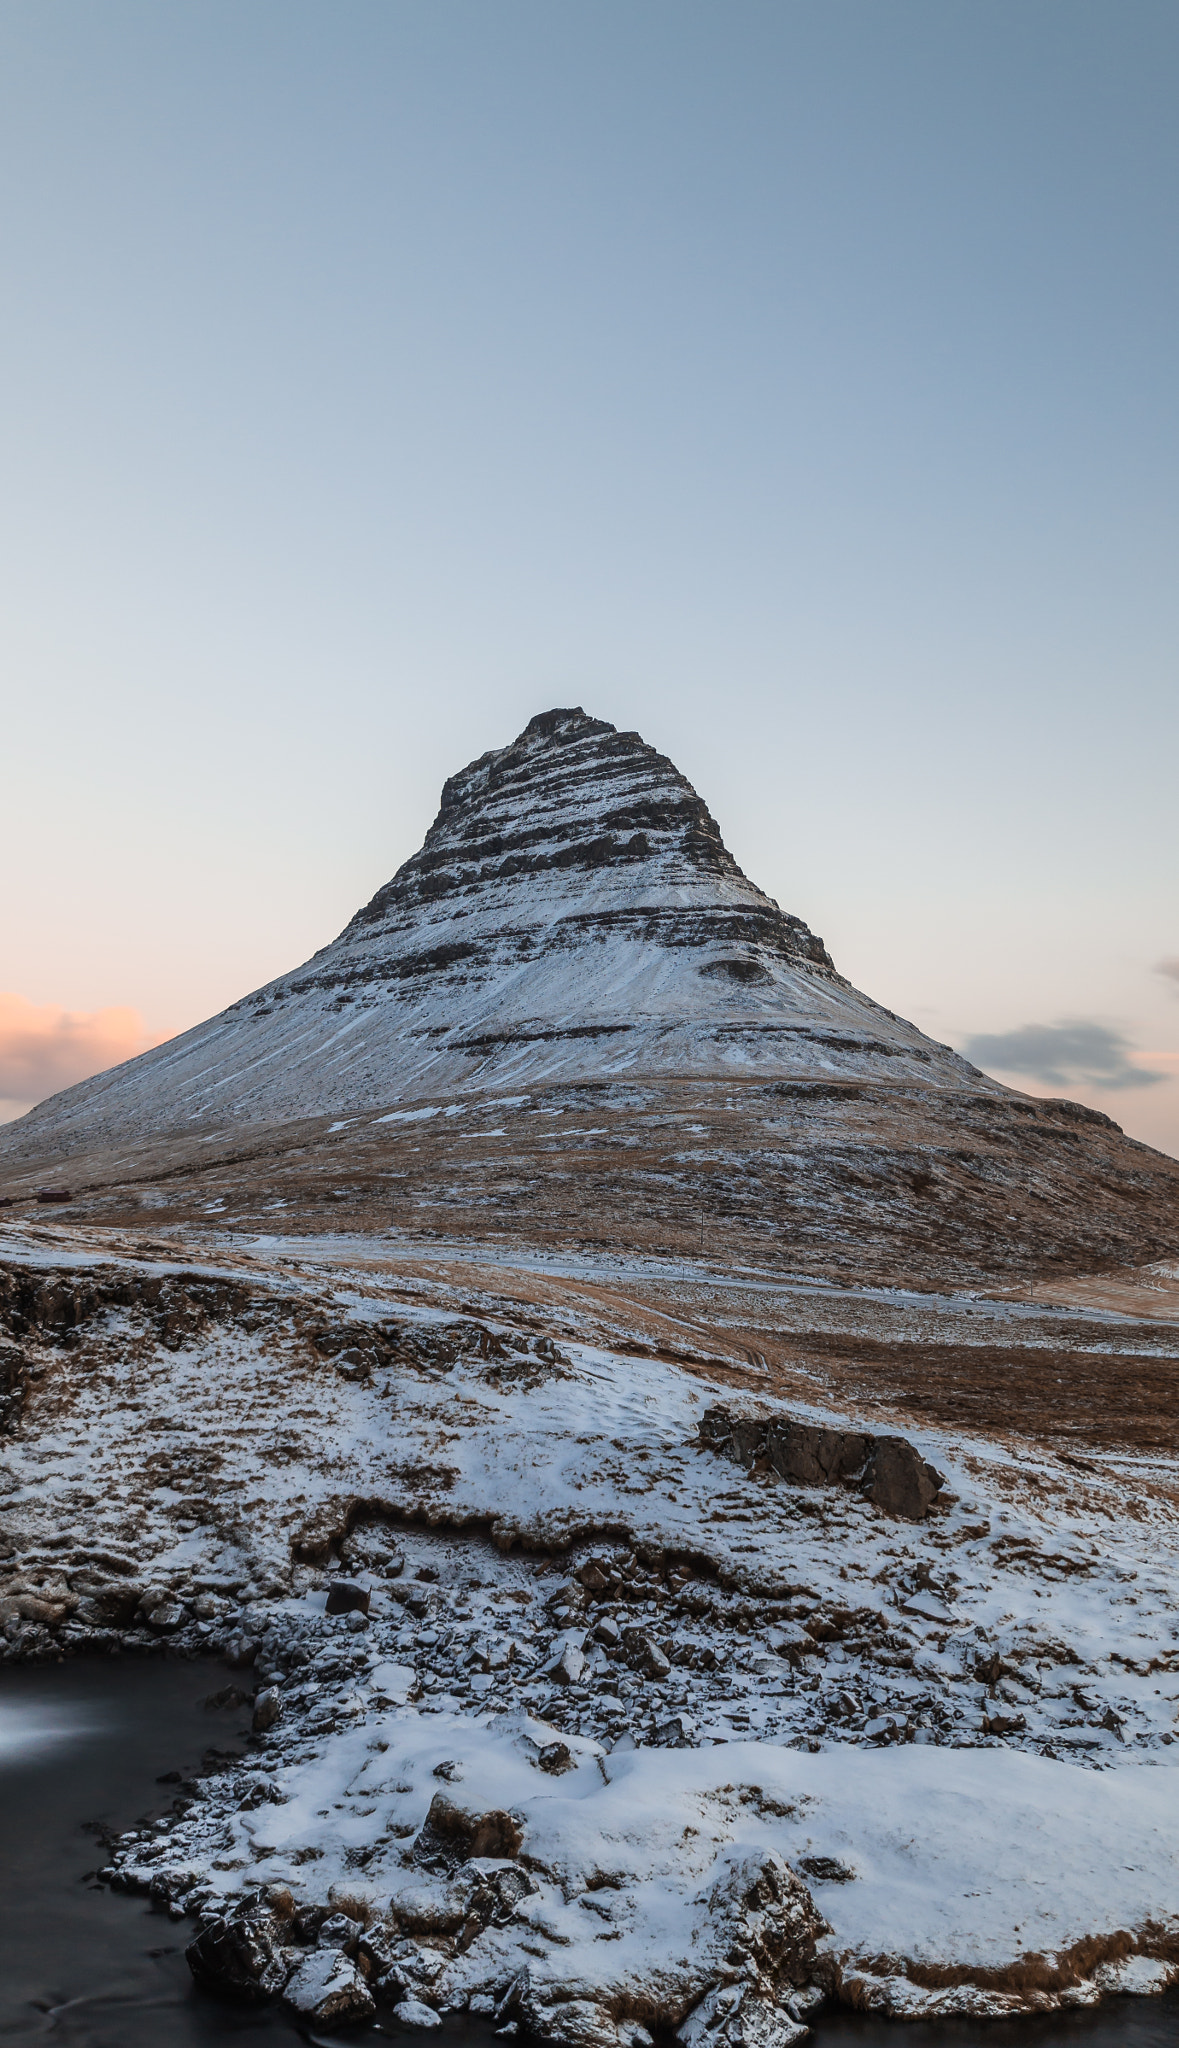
[536, 1740, 574, 1774]
[652, 1713, 697, 1747]
[283, 1947, 375, 2027]
[678, 1986, 809, 2048]
[334, 1347, 372, 1380]
[205, 1683, 252, 1710]
[576, 1558, 613, 1592]
[316, 1913, 360, 1949]
[392, 1998, 442, 2029]
[344, 1608, 369, 1633]
[863, 1438, 943, 1522]
[149, 1599, 189, 1632]
[224, 1631, 258, 1668]
[74, 1580, 143, 1628]
[252, 1687, 281, 1732]
[325, 1580, 370, 1616]
[623, 1628, 672, 1680]
[412, 1791, 523, 1867]
[533, 1997, 625, 2048]
[392, 1586, 433, 1618]
[709, 1847, 826, 1990]
[767, 1421, 869, 1488]
[433, 1758, 463, 1781]
[487, 1865, 537, 1917]
[551, 1642, 585, 1686]
[186, 1910, 295, 2001]
[981, 1711, 1026, 1737]
[797, 1856, 854, 1883]
[899, 1591, 953, 1624]
[699, 1405, 942, 1520]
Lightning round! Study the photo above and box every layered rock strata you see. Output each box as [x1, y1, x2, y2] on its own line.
[1, 708, 991, 1152]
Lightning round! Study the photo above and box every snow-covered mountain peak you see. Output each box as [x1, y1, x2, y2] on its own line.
[3, 708, 992, 1147]
[338, 705, 832, 976]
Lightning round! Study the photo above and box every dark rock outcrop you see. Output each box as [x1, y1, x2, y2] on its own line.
[699, 1406, 944, 1521]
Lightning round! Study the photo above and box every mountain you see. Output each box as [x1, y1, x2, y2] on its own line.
[1, 708, 994, 1149]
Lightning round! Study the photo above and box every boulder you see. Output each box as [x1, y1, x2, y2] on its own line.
[144, 1599, 189, 1632]
[863, 1438, 943, 1522]
[766, 1420, 868, 1487]
[325, 1580, 370, 1616]
[392, 1997, 441, 2029]
[411, 1791, 523, 1868]
[185, 1910, 295, 2001]
[653, 1713, 697, 1747]
[699, 1405, 942, 1521]
[73, 1580, 143, 1628]
[283, 1947, 375, 2027]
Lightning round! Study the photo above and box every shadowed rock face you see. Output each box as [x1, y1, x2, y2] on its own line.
[1, 707, 992, 1149]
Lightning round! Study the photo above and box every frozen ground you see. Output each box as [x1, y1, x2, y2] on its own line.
[3, 1217, 1179, 2035]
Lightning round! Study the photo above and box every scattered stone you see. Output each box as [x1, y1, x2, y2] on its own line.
[536, 1740, 574, 1774]
[981, 1711, 1027, 1737]
[316, 1912, 359, 1948]
[137, 1587, 188, 1632]
[551, 1641, 585, 1685]
[652, 1713, 697, 1747]
[251, 1687, 281, 1733]
[324, 1581, 370, 1617]
[798, 1855, 855, 1883]
[392, 1997, 442, 2029]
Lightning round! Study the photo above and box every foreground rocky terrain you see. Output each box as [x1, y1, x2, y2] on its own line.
[2, 1212, 1179, 2036]
[2, 708, 1179, 2040]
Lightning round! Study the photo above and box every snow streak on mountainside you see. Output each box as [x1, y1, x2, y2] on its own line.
[5, 709, 991, 1148]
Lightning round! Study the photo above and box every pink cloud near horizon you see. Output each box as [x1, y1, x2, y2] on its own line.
[0, 991, 167, 1119]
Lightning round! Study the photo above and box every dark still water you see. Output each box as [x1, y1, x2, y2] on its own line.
[0, 1658, 1175, 2048]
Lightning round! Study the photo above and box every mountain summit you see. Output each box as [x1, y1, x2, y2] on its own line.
[8, 708, 988, 1145]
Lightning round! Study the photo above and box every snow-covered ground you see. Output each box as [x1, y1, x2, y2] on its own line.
[3, 1219, 1179, 2035]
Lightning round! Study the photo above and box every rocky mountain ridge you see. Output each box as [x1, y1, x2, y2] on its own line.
[1, 708, 993, 1154]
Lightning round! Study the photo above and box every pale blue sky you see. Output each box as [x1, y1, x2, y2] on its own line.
[2, 3, 1176, 1149]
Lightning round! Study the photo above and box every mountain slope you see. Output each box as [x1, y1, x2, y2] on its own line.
[2, 708, 994, 1152]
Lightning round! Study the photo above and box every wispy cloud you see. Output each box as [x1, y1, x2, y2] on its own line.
[1156, 958, 1179, 988]
[963, 1019, 1167, 1092]
[0, 992, 163, 1116]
